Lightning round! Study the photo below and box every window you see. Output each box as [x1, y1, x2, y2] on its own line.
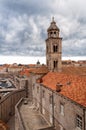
[53, 61, 58, 68]
[37, 86, 39, 93]
[76, 115, 82, 129]
[60, 103, 64, 116]
[54, 61, 55, 68]
[49, 95, 52, 104]
[54, 32, 56, 37]
[42, 90, 45, 98]
[56, 45, 58, 52]
[53, 45, 55, 52]
[53, 45, 58, 52]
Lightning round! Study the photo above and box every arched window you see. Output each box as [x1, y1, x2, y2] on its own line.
[53, 61, 58, 68]
[53, 45, 58, 52]
[56, 45, 58, 52]
[53, 45, 55, 52]
[54, 31, 56, 37]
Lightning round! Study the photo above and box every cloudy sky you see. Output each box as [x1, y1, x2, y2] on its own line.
[0, 0, 86, 57]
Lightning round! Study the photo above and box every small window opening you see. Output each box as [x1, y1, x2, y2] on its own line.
[76, 115, 82, 130]
[42, 90, 45, 98]
[53, 45, 58, 52]
[60, 103, 64, 116]
[53, 61, 58, 68]
[49, 95, 52, 104]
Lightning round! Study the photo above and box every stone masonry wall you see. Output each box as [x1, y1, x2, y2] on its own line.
[0, 89, 26, 123]
[32, 80, 86, 130]
[54, 92, 85, 130]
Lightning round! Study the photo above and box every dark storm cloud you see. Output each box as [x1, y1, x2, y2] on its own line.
[0, 0, 86, 57]
[1, 0, 52, 16]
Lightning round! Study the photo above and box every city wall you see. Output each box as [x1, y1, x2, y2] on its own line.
[0, 89, 26, 123]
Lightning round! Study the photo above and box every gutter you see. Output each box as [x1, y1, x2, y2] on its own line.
[52, 91, 55, 126]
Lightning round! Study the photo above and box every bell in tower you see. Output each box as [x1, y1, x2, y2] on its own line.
[47, 17, 60, 38]
[45, 17, 62, 72]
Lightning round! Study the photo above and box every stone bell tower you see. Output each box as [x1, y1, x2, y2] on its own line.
[45, 17, 62, 72]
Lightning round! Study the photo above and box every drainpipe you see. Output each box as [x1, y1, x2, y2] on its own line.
[52, 91, 55, 126]
[83, 108, 85, 130]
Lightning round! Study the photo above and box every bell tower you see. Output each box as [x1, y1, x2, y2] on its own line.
[45, 17, 62, 72]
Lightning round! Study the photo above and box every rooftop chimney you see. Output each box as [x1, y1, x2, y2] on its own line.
[56, 82, 63, 92]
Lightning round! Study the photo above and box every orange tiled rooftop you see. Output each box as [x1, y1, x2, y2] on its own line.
[20, 68, 36, 77]
[62, 66, 86, 76]
[20, 65, 48, 77]
[0, 120, 9, 130]
[29, 65, 48, 74]
[40, 71, 86, 107]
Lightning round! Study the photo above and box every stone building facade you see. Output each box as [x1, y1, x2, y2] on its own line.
[46, 17, 62, 72]
[54, 92, 85, 130]
[32, 74, 86, 130]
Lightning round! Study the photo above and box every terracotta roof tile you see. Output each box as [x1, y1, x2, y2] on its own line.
[0, 120, 9, 130]
[28, 64, 36, 67]
[30, 66, 48, 74]
[20, 66, 48, 77]
[20, 68, 35, 77]
[41, 72, 86, 107]
[62, 66, 86, 75]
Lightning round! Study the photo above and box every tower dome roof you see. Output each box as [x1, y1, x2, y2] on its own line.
[47, 17, 59, 32]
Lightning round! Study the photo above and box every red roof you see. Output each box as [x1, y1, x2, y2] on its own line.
[62, 66, 86, 75]
[41, 72, 86, 107]
[20, 66, 48, 77]
[28, 64, 36, 67]
[0, 120, 9, 130]
[29, 66, 48, 74]
[20, 68, 34, 77]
